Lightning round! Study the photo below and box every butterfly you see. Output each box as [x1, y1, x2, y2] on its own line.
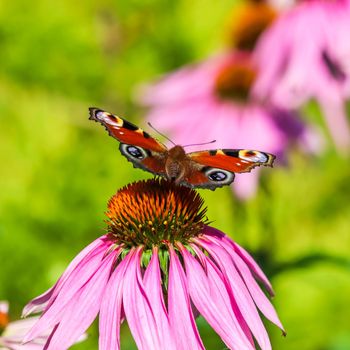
[89, 108, 275, 190]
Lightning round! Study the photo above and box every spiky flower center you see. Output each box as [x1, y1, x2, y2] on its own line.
[106, 179, 208, 249]
[227, 1, 276, 50]
[214, 55, 257, 101]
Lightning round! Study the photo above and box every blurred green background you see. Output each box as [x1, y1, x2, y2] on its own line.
[0, 0, 349, 349]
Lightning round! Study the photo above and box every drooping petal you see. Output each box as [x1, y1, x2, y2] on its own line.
[23, 236, 112, 317]
[0, 339, 44, 350]
[42, 250, 117, 350]
[179, 243, 255, 350]
[168, 245, 205, 350]
[190, 244, 254, 342]
[206, 235, 284, 332]
[143, 247, 175, 349]
[205, 226, 274, 295]
[196, 237, 272, 350]
[138, 56, 220, 106]
[22, 285, 56, 317]
[122, 248, 163, 350]
[2, 317, 40, 341]
[231, 243, 274, 295]
[317, 93, 350, 153]
[23, 246, 116, 343]
[99, 250, 130, 350]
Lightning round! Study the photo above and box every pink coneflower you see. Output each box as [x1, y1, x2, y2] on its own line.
[23, 179, 284, 350]
[0, 300, 86, 349]
[253, 0, 350, 153]
[139, 51, 320, 199]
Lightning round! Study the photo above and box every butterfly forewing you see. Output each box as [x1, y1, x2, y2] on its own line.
[89, 108, 167, 153]
[188, 149, 275, 173]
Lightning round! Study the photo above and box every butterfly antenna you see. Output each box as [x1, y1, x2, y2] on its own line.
[147, 122, 176, 146]
[183, 139, 217, 148]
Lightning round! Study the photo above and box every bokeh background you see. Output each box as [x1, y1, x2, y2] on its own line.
[1, 0, 350, 349]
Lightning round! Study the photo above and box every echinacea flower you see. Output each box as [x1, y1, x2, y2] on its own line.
[0, 300, 87, 349]
[22, 178, 284, 350]
[138, 51, 320, 199]
[253, 0, 350, 153]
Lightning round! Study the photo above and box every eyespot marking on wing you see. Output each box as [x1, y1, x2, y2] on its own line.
[199, 166, 235, 187]
[181, 165, 235, 190]
[120, 144, 150, 161]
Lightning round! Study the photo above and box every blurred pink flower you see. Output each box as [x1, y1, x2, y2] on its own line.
[253, 0, 350, 153]
[0, 300, 44, 350]
[0, 300, 86, 349]
[23, 179, 284, 350]
[138, 52, 321, 199]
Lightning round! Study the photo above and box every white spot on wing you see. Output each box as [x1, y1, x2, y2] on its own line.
[97, 111, 122, 127]
[240, 151, 268, 163]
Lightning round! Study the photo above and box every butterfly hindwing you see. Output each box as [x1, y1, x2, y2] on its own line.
[182, 165, 236, 190]
[89, 108, 168, 176]
[184, 149, 275, 190]
[119, 143, 167, 176]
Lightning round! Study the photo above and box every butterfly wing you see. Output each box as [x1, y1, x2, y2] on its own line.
[184, 149, 275, 190]
[89, 108, 167, 152]
[89, 108, 168, 176]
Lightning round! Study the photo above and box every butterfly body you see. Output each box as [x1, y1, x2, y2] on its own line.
[89, 108, 275, 190]
[165, 145, 190, 183]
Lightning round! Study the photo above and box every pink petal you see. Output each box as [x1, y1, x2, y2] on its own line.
[207, 236, 284, 332]
[190, 244, 254, 343]
[317, 93, 350, 153]
[122, 248, 163, 350]
[99, 251, 131, 350]
[179, 244, 255, 350]
[138, 56, 221, 106]
[231, 243, 274, 296]
[23, 236, 111, 317]
[2, 317, 40, 339]
[196, 238, 272, 350]
[24, 246, 116, 343]
[168, 245, 205, 350]
[42, 250, 117, 350]
[143, 247, 175, 349]
[22, 285, 56, 317]
[205, 226, 274, 296]
[0, 339, 44, 350]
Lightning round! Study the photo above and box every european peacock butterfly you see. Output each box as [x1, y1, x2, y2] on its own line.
[89, 108, 275, 190]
